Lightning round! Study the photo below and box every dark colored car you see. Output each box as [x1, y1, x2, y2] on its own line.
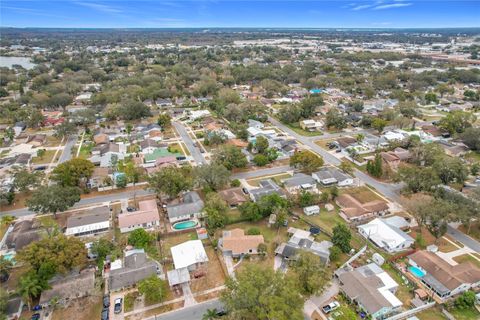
[103, 295, 110, 308]
[101, 308, 109, 320]
[32, 305, 42, 311]
[114, 298, 122, 314]
[31, 313, 41, 320]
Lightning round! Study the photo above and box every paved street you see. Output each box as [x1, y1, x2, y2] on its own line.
[268, 116, 403, 203]
[447, 225, 480, 253]
[146, 299, 223, 320]
[172, 122, 207, 165]
[232, 165, 291, 179]
[57, 134, 77, 163]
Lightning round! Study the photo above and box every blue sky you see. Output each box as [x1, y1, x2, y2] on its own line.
[1, 1, 479, 28]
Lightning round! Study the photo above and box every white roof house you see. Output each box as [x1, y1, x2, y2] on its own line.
[170, 240, 209, 271]
[188, 110, 211, 121]
[358, 218, 414, 253]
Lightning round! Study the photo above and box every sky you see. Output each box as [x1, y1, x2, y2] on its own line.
[1, 0, 479, 29]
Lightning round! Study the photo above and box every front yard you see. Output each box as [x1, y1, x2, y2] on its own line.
[30, 149, 57, 164]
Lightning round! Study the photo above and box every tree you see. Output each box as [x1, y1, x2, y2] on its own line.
[427, 216, 448, 244]
[157, 113, 171, 128]
[325, 109, 347, 129]
[292, 251, 327, 295]
[221, 265, 303, 320]
[329, 245, 342, 262]
[439, 110, 477, 135]
[455, 290, 476, 309]
[204, 193, 229, 233]
[194, 163, 231, 191]
[54, 121, 76, 138]
[213, 145, 248, 170]
[432, 156, 468, 185]
[255, 136, 269, 154]
[138, 275, 168, 304]
[257, 193, 289, 219]
[0, 287, 8, 318]
[147, 166, 192, 199]
[239, 201, 262, 222]
[366, 153, 383, 178]
[10, 167, 43, 192]
[332, 224, 352, 253]
[37, 149, 46, 159]
[0, 256, 13, 283]
[290, 151, 324, 174]
[460, 127, 480, 151]
[91, 238, 117, 263]
[51, 158, 94, 188]
[372, 118, 388, 133]
[253, 154, 269, 166]
[396, 166, 440, 194]
[27, 185, 81, 218]
[117, 99, 151, 120]
[128, 229, 153, 249]
[424, 92, 438, 104]
[18, 272, 46, 308]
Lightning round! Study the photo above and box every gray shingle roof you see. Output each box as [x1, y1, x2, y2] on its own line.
[109, 252, 157, 291]
[167, 191, 204, 219]
[282, 173, 316, 188]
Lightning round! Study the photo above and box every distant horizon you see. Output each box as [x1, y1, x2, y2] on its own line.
[2, 27, 480, 30]
[1, 1, 479, 29]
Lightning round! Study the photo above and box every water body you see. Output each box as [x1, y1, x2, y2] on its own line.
[0, 56, 36, 69]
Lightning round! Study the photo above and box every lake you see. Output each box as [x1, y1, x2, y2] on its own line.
[0, 56, 36, 70]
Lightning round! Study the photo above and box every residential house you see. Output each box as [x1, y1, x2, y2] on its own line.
[336, 136, 357, 149]
[93, 133, 109, 145]
[13, 122, 26, 137]
[303, 205, 320, 216]
[139, 139, 164, 154]
[88, 167, 110, 188]
[436, 141, 469, 157]
[65, 206, 111, 237]
[171, 240, 209, 271]
[275, 228, 332, 265]
[118, 199, 160, 233]
[109, 250, 158, 291]
[39, 269, 96, 306]
[26, 134, 47, 147]
[166, 191, 204, 223]
[187, 109, 211, 122]
[357, 217, 414, 253]
[3, 220, 42, 253]
[312, 167, 354, 187]
[249, 179, 287, 202]
[143, 147, 182, 164]
[281, 173, 318, 194]
[220, 228, 265, 258]
[408, 250, 480, 300]
[155, 98, 173, 107]
[248, 119, 264, 129]
[380, 147, 411, 171]
[336, 194, 389, 223]
[218, 187, 248, 207]
[90, 143, 126, 167]
[300, 119, 323, 132]
[337, 263, 403, 319]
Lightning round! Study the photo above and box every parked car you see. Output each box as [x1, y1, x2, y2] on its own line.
[31, 314, 40, 320]
[103, 295, 110, 308]
[322, 301, 340, 314]
[32, 305, 42, 311]
[114, 298, 123, 314]
[101, 308, 109, 320]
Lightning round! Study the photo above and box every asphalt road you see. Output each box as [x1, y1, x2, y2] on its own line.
[269, 116, 403, 202]
[232, 165, 291, 180]
[172, 122, 207, 165]
[447, 225, 480, 253]
[146, 299, 223, 320]
[57, 134, 77, 164]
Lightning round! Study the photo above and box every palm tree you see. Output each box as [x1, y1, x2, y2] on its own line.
[18, 273, 44, 308]
[202, 308, 219, 320]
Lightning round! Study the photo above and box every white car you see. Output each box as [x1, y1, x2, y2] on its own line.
[322, 301, 340, 314]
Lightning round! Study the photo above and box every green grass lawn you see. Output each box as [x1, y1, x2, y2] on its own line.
[304, 208, 345, 234]
[449, 307, 480, 320]
[30, 149, 57, 164]
[416, 306, 448, 320]
[287, 123, 323, 137]
[340, 186, 382, 203]
[78, 142, 93, 159]
[453, 254, 480, 268]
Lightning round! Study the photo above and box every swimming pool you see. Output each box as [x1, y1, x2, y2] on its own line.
[172, 220, 198, 230]
[2, 253, 15, 264]
[409, 265, 426, 278]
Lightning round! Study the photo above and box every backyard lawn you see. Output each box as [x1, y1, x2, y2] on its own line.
[449, 307, 480, 320]
[30, 149, 57, 164]
[246, 173, 292, 187]
[416, 306, 448, 320]
[303, 207, 344, 234]
[340, 186, 383, 203]
[287, 123, 323, 137]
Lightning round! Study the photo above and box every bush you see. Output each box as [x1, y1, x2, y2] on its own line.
[230, 179, 241, 187]
[455, 290, 475, 309]
[329, 245, 342, 262]
[246, 227, 261, 235]
[253, 154, 269, 166]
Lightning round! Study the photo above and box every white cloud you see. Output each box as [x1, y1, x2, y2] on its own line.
[352, 4, 373, 11]
[74, 1, 123, 14]
[373, 2, 412, 10]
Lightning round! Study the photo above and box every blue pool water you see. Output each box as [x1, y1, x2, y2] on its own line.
[409, 266, 425, 278]
[2, 253, 15, 264]
[173, 220, 198, 230]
